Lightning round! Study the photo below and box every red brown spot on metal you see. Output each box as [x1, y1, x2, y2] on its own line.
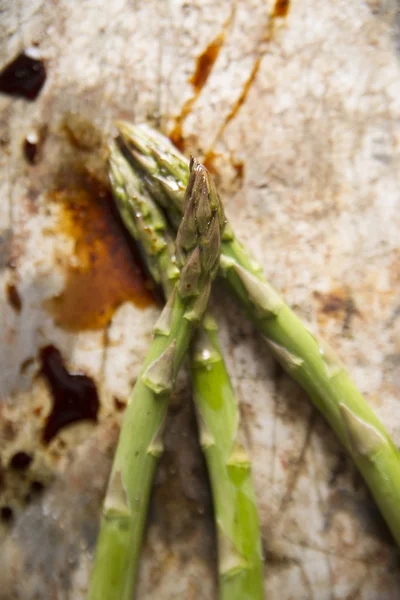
[232, 158, 244, 180]
[314, 289, 348, 316]
[46, 168, 155, 331]
[169, 120, 187, 153]
[6, 283, 22, 312]
[189, 32, 225, 93]
[40, 345, 99, 443]
[203, 58, 261, 165]
[62, 112, 103, 152]
[114, 397, 127, 411]
[314, 289, 362, 332]
[219, 58, 261, 130]
[272, 0, 291, 18]
[169, 12, 233, 152]
[0, 50, 46, 100]
[20, 357, 34, 373]
[202, 151, 220, 174]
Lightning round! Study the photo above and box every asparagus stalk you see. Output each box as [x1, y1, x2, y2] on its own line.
[88, 155, 225, 600]
[117, 121, 400, 547]
[109, 143, 264, 600]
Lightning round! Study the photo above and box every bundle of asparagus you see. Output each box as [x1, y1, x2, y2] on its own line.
[107, 143, 264, 600]
[115, 121, 400, 548]
[88, 121, 400, 600]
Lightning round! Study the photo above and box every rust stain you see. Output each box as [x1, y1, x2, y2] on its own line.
[202, 150, 222, 173]
[232, 157, 244, 180]
[114, 397, 126, 412]
[226, 56, 261, 125]
[46, 168, 155, 331]
[265, 0, 291, 44]
[203, 57, 261, 167]
[20, 357, 34, 373]
[314, 289, 362, 332]
[189, 32, 225, 93]
[316, 290, 347, 315]
[62, 112, 103, 152]
[272, 0, 291, 18]
[6, 283, 22, 312]
[169, 11, 234, 152]
[168, 103, 192, 152]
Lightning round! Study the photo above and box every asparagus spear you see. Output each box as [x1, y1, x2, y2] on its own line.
[117, 121, 400, 547]
[109, 143, 264, 600]
[88, 156, 225, 600]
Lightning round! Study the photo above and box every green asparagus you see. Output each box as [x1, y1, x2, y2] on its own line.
[109, 142, 264, 599]
[88, 155, 225, 600]
[117, 121, 400, 547]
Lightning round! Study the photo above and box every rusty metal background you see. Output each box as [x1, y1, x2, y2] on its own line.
[1, 1, 400, 598]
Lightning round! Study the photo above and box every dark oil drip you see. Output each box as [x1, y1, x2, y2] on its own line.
[0, 50, 46, 100]
[46, 168, 157, 331]
[6, 283, 22, 312]
[10, 451, 33, 470]
[203, 57, 261, 167]
[169, 11, 234, 152]
[23, 127, 47, 165]
[40, 345, 99, 444]
[23, 135, 39, 164]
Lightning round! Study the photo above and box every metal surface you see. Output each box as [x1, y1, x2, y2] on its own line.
[1, 0, 400, 598]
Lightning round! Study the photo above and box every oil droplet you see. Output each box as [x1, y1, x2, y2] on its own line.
[6, 283, 22, 312]
[0, 49, 46, 100]
[40, 345, 99, 443]
[23, 126, 47, 165]
[46, 168, 156, 331]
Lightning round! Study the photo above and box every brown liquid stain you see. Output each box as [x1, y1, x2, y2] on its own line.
[272, 0, 291, 18]
[314, 289, 362, 333]
[23, 125, 48, 165]
[6, 283, 22, 312]
[202, 150, 221, 174]
[40, 345, 99, 444]
[20, 357, 34, 373]
[266, 0, 291, 42]
[232, 159, 244, 180]
[114, 397, 126, 412]
[203, 57, 261, 166]
[169, 11, 234, 152]
[46, 168, 155, 331]
[62, 112, 103, 152]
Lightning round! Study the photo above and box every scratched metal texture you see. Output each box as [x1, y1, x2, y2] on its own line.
[1, 0, 400, 598]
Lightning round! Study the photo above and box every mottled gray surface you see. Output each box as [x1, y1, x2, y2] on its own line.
[1, 0, 400, 598]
